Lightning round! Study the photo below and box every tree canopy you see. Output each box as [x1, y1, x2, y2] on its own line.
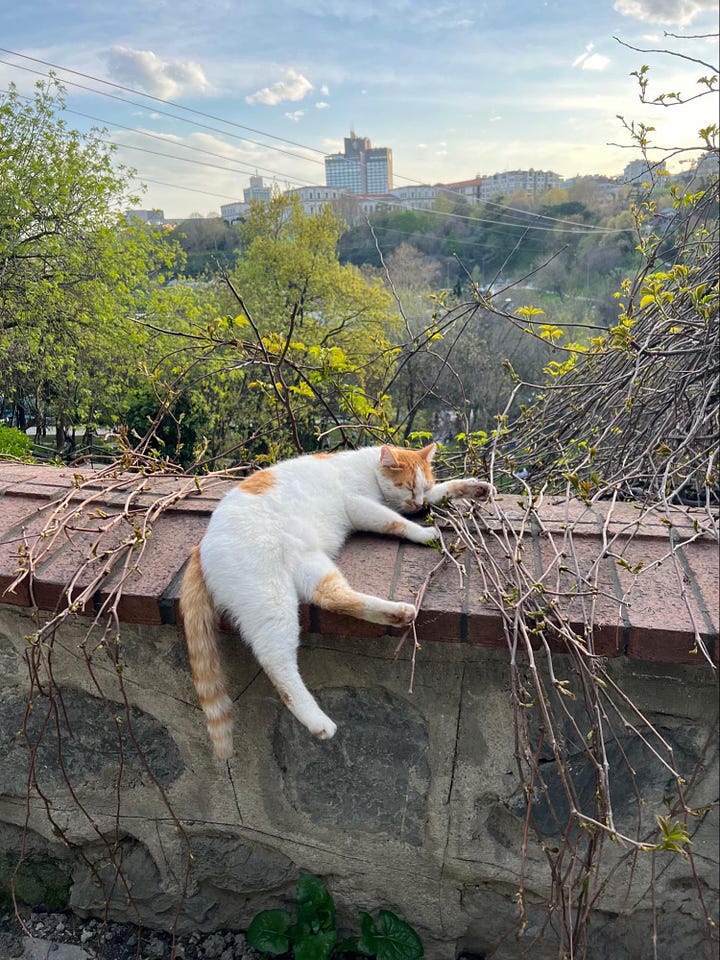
[0, 80, 179, 445]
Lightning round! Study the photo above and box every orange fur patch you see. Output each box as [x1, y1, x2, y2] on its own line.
[380, 446, 434, 487]
[383, 519, 407, 537]
[238, 468, 276, 495]
[205, 710, 232, 729]
[179, 547, 234, 758]
[312, 571, 365, 618]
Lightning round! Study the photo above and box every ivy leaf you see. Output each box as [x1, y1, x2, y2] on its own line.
[296, 872, 336, 931]
[336, 936, 361, 954]
[294, 930, 337, 960]
[246, 908, 292, 955]
[358, 911, 378, 954]
[372, 910, 424, 960]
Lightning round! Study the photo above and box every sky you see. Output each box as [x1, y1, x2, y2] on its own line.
[0, 0, 717, 218]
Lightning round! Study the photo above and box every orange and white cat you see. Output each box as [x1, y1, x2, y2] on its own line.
[179, 443, 493, 758]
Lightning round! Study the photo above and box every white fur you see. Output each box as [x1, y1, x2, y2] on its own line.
[199, 445, 492, 738]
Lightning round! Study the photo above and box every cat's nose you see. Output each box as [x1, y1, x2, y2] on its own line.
[408, 498, 424, 511]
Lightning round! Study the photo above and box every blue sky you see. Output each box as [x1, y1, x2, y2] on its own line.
[0, 0, 717, 217]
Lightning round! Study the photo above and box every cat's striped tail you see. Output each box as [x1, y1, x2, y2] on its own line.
[179, 547, 234, 759]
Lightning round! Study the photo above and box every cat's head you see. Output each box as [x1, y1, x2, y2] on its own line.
[376, 443, 436, 513]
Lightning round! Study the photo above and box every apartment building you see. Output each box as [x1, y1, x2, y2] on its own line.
[622, 159, 654, 184]
[388, 185, 439, 209]
[286, 185, 347, 215]
[440, 177, 484, 203]
[220, 176, 278, 224]
[479, 169, 562, 200]
[220, 201, 250, 225]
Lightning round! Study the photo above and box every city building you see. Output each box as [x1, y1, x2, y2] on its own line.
[220, 176, 278, 224]
[478, 169, 562, 201]
[622, 159, 654, 184]
[220, 201, 250, 225]
[563, 174, 624, 203]
[388, 185, 439, 209]
[325, 133, 393, 195]
[125, 208, 165, 224]
[287, 185, 347, 215]
[440, 177, 484, 203]
[244, 175, 274, 203]
[695, 151, 719, 182]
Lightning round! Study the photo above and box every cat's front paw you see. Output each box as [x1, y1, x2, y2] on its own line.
[456, 479, 495, 501]
[417, 524, 440, 544]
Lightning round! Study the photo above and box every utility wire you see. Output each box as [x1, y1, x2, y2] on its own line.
[0, 50, 634, 233]
[0, 57, 325, 167]
[0, 46, 329, 157]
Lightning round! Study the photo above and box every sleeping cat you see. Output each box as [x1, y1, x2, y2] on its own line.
[179, 443, 493, 758]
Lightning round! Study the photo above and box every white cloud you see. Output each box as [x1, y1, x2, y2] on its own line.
[613, 0, 716, 25]
[315, 101, 330, 109]
[320, 84, 330, 96]
[572, 43, 610, 71]
[582, 53, 611, 71]
[572, 42, 594, 68]
[246, 68, 313, 105]
[102, 46, 209, 98]
[285, 110, 305, 121]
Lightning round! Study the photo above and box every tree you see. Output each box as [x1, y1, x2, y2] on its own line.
[132, 196, 402, 464]
[0, 80, 179, 446]
[169, 217, 241, 277]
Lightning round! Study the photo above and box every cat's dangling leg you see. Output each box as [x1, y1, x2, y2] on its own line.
[297, 552, 417, 627]
[227, 585, 337, 740]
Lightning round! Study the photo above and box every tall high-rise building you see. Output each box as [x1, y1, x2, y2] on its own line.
[325, 133, 393, 194]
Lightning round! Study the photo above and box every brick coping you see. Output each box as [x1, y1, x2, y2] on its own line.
[0, 462, 717, 665]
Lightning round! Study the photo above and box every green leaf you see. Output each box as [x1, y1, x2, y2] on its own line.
[247, 909, 292, 955]
[295, 872, 336, 931]
[293, 930, 337, 960]
[336, 936, 361, 954]
[373, 910, 424, 960]
[358, 911, 378, 954]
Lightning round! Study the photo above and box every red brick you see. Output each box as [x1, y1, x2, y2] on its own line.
[0, 467, 716, 668]
[31, 514, 132, 616]
[0, 496, 53, 607]
[605, 532, 713, 663]
[0, 463, 51, 492]
[98, 512, 209, 624]
[391, 542, 465, 643]
[531, 533, 623, 658]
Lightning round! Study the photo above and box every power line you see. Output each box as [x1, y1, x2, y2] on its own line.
[0, 57, 326, 168]
[64, 106, 319, 188]
[0, 46, 329, 158]
[130, 176, 254, 205]
[0, 52, 633, 233]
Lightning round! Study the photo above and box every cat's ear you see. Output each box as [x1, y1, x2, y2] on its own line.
[420, 442, 437, 462]
[379, 445, 401, 469]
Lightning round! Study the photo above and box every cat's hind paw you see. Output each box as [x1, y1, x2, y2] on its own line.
[311, 716, 337, 740]
[385, 601, 417, 626]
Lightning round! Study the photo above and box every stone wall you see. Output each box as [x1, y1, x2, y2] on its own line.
[0, 465, 718, 959]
